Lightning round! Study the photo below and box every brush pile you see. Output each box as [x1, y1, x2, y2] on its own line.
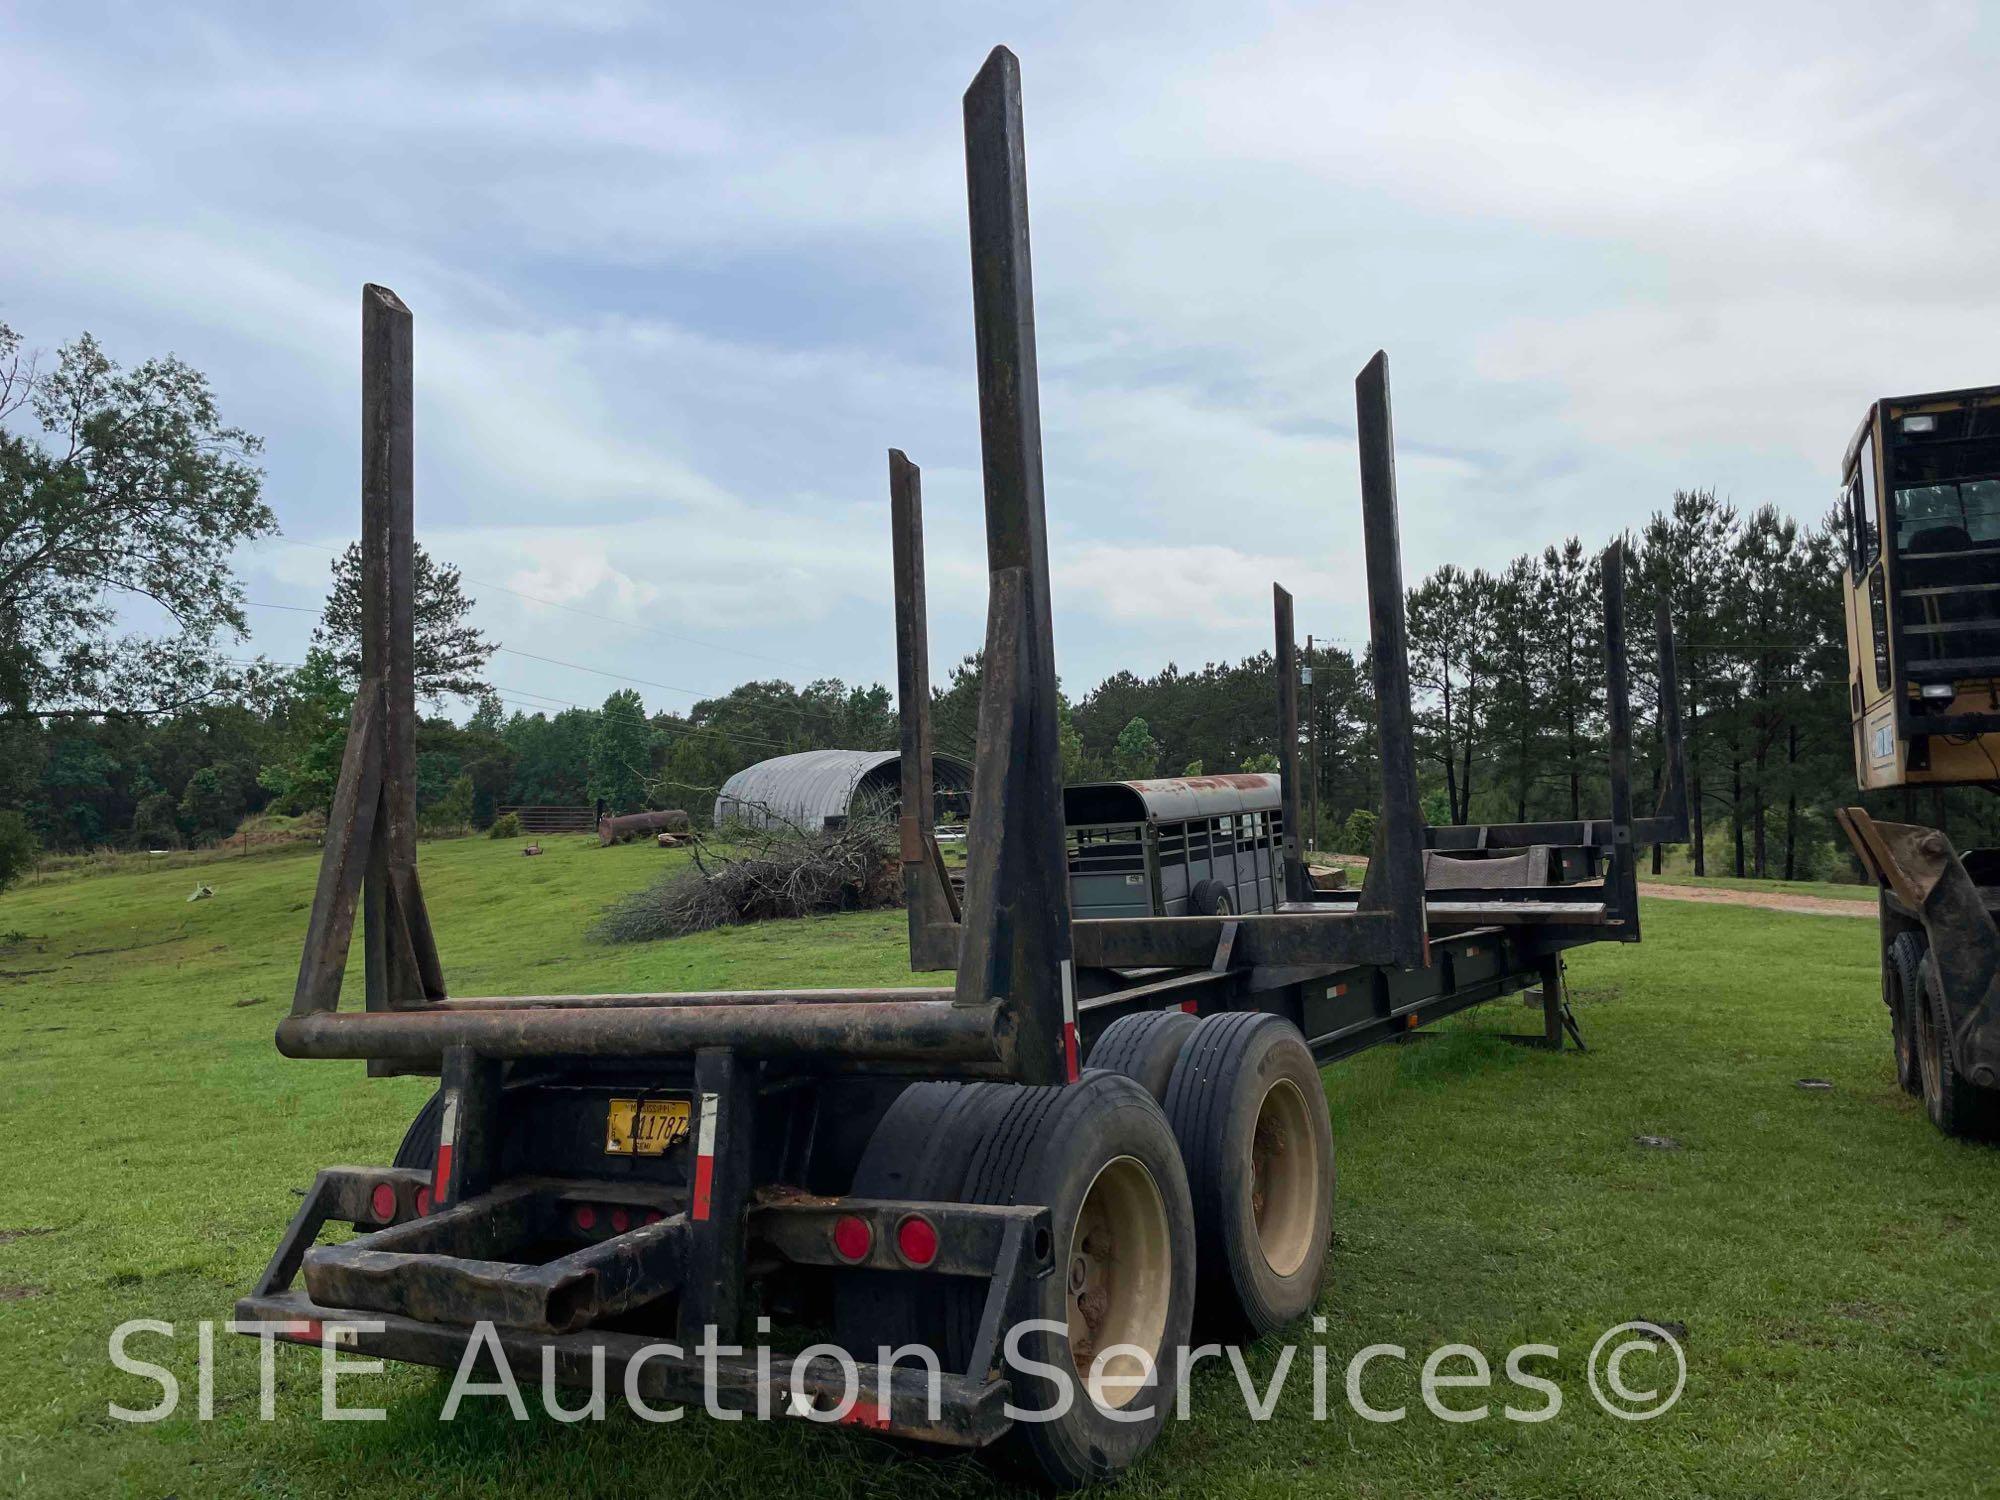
[593, 819, 902, 942]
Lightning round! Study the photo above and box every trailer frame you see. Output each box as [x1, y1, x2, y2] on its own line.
[238, 44, 1691, 1472]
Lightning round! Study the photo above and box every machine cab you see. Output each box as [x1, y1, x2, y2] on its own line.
[1843, 385, 2000, 789]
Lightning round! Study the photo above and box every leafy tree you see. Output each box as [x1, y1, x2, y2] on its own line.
[1113, 715, 1161, 779]
[0, 324, 273, 713]
[1407, 564, 1491, 823]
[421, 773, 474, 834]
[312, 541, 497, 706]
[0, 809, 36, 891]
[257, 649, 354, 814]
[589, 689, 652, 812]
[178, 764, 247, 843]
[1339, 807, 1378, 856]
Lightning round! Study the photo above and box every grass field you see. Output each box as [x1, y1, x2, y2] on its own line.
[2, 836, 1996, 1498]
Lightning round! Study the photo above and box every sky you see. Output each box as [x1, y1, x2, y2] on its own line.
[5, 1, 1998, 723]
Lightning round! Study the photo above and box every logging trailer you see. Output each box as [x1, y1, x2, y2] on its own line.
[235, 46, 1690, 1487]
[1835, 382, 2000, 1138]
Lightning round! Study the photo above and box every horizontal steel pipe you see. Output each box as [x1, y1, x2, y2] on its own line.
[429, 986, 956, 1012]
[277, 999, 1000, 1063]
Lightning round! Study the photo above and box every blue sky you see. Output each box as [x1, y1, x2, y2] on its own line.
[5, 1, 1997, 720]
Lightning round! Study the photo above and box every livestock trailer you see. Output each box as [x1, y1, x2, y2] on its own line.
[237, 47, 1689, 1488]
[1063, 774, 1285, 920]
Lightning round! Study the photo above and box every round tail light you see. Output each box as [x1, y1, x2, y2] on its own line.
[369, 1181, 397, 1222]
[574, 1204, 597, 1232]
[895, 1213, 939, 1268]
[832, 1214, 873, 1263]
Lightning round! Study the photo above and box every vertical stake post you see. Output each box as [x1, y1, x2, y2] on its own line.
[890, 450, 961, 970]
[1354, 352, 1429, 971]
[1274, 585, 1307, 901]
[952, 47, 1075, 1083]
[1602, 542, 1640, 938]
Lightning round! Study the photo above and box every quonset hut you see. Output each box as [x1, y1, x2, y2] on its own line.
[711, 749, 974, 833]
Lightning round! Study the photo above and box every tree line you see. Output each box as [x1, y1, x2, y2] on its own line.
[13, 321, 1998, 888]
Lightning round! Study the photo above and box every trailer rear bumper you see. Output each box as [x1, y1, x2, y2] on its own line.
[233, 1289, 1015, 1447]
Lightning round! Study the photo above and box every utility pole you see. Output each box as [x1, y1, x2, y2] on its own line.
[1305, 634, 1319, 856]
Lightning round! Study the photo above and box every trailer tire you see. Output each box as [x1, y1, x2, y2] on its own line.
[391, 1091, 445, 1171]
[1888, 932, 1925, 1098]
[1916, 961, 2000, 1140]
[1088, 1010, 1199, 1103]
[1190, 879, 1233, 916]
[834, 1081, 1012, 1361]
[943, 1074, 1195, 1489]
[1163, 1011, 1333, 1338]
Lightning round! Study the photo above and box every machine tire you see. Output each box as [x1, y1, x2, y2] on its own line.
[1088, 1010, 1199, 1103]
[1916, 962, 2000, 1140]
[1190, 879, 1233, 916]
[1163, 1012, 1334, 1338]
[1887, 932, 1925, 1098]
[943, 1074, 1195, 1489]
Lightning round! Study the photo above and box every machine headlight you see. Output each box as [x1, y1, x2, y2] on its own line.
[1920, 682, 1956, 701]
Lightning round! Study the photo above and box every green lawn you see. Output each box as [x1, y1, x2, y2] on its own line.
[2, 836, 1995, 1497]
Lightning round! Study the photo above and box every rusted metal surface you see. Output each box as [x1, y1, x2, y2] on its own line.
[953, 48, 1076, 1085]
[292, 287, 443, 1040]
[1601, 541, 1640, 939]
[290, 693, 383, 1015]
[1274, 584, 1307, 902]
[1353, 351, 1431, 972]
[237, 1288, 1014, 1447]
[275, 998, 1002, 1062]
[890, 450, 964, 970]
[431, 986, 956, 1011]
[360, 284, 443, 1015]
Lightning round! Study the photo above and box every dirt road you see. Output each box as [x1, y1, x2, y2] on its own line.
[1637, 882, 1872, 919]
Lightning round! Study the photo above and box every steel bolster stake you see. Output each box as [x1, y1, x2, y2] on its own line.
[1354, 352, 1430, 971]
[1601, 542, 1640, 937]
[956, 45, 1074, 1085]
[1274, 584, 1308, 902]
[889, 449, 962, 971]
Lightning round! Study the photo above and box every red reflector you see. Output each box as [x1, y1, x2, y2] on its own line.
[610, 1207, 630, 1234]
[831, 1214, 873, 1263]
[369, 1182, 397, 1222]
[644, 1210, 663, 1225]
[575, 1205, 597, 1232]
[415, 1185, 432, 1217]
[895, 1213, 939, 1268]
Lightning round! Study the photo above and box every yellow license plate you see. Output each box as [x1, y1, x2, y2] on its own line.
[605, 1097, 691, 1156]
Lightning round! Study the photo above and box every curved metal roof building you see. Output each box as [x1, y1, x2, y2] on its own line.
[712, 749, 975, 832]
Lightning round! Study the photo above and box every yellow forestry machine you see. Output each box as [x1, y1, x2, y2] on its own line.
[1836, 383, 2000, 1136]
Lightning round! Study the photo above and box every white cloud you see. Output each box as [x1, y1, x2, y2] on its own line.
[7, 0, 1998, 714]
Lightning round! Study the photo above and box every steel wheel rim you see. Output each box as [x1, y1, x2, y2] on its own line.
[1065, 1154, 1171, 1410]
[1251, 1077, 1320, 1277]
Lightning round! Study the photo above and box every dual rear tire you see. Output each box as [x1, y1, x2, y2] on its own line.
[837, 1072, 1195, 1489]
[1092, 1009, 1335, 1335]
[838, 1011, 1335, 1487]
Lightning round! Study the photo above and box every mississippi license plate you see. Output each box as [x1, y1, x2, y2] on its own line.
[605, 1097, 691, 1156]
